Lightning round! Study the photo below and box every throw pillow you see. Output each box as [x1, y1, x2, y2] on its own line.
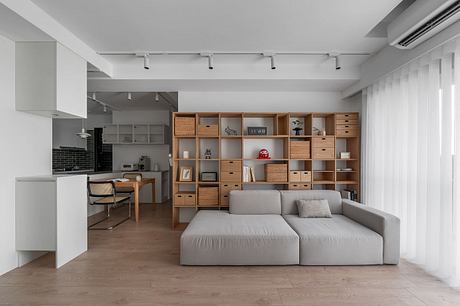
[296, 199, 332, 218]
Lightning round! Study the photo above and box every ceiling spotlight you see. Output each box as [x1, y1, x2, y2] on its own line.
[329, 53, 341, 70]
[127, 92, 132, 101]
[263, 52, 276, 70]
[155, 92, 160, 102]
[103, 105, 107, 113]
[143, 54, 150, 70]
[200, 52, 214, 70]
[92, 92, 96, 100]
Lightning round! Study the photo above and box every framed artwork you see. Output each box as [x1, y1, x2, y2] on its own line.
[247, 126, 267, 135]
[179, 166, 193, 182]
[200, 172, 218, 182]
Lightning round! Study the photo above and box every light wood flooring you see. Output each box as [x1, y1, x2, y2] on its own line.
[0, 203, 459, 305]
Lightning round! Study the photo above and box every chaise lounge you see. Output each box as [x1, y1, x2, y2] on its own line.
[180, 190, 400, 265]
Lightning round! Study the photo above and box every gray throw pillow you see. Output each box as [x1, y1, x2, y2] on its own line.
[296, 199, 332, 218]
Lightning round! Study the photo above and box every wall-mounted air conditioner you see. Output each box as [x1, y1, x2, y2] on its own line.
[388, 0, 460, 49]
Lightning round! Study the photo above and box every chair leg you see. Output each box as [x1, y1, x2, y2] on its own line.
[88, 204, 130, 230]
[128, 198, 132, 219]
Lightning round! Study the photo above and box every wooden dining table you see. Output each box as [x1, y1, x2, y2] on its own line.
[114, 178, 155, 222]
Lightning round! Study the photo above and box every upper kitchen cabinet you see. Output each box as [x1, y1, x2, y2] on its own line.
[15, 42, 87, 118]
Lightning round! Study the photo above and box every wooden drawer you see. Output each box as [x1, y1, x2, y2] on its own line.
[290, 141, 310, 159]
[336, 119, 359, 125]
[336, 128, 359, 137]
[312, 136, 335, 148]
[174, 193, 195, 206]
[175, 117, 195, 136]
[197, 124, 219, 136]
[336, 124, 359, 130]
[220, 194, 229, 207]
[220, 183, 241, 196]
[336, 113, 358, 120]
[221, 171, 241, 182]
[198, 187, 219, 206]
[289, 170, 301, 182]
[300, 171, 312, 182]
[265, 164, 288, 182]
[312, 147, 335, 159]
[221, 160, 242, 172]
[289, 183, 311, 190]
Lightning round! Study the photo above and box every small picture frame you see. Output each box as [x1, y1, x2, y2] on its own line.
[179, 166, 193, 182]
[247, 126, 267, 135]
[340, 152, 351, 159]
[200, 172, 218, 182]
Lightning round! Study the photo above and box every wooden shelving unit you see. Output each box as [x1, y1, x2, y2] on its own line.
[172, 112, 360, 229]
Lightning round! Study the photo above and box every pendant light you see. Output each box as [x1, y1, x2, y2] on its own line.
[76, 118, 91, 139]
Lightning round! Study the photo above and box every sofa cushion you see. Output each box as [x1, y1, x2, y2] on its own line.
[280, 190, 342, 215]
[181, 210, 299, 265]
[283, 214, 383, 265]
[297, 199, 332, 218]
[229, 190, 281, 215]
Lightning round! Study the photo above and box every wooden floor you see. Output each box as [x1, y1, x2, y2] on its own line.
[0, 203, 459, 305]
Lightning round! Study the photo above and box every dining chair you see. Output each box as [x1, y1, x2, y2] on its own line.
[115, 172, 143, 195]
[87, 180, 132, 230]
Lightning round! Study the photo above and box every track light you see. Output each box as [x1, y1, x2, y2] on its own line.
[263, 52, 276, 70]
[103, 105, 107, 112]
[155, 92, 160, 102]
[92, 92, 96, 100]
[143, 54, 150, 70]
[127, 92, 132, 101]
[329, 53, 341, 70]
[200, 52, 214, 70]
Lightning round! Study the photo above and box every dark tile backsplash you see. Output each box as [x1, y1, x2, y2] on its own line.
[53, 147, 92, 170]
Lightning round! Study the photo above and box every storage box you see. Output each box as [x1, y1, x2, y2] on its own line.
[336, 128, 359, 137]
[221, 171, 241, 182]
[290, 141, 310, 159]
[174, 192, 195, 206]
[197, 124, 219, 136]
[220, 183, 241, 196]
[198, 187, 219, 206]
[221, 160, 242, 172]
[300, 171, 312, 182]
[312, 147, 335, 159]
[336, 113, 358, 120]
[289, 183, 311, 190]
[265, 164, 288, 182]
[311, 136, 334, 148]
[289, 170, 301, 182]
[175, 117, 195, 136]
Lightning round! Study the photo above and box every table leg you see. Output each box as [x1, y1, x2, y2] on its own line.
[134, 183, 140, 222]
[152, 182, 156, 208]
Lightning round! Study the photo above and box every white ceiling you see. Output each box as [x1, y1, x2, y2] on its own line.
[88, 92, 178, 114]
[31, 0, 401, 54]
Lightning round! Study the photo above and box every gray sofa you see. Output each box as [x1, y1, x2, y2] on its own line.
[180, 190, 400, 265]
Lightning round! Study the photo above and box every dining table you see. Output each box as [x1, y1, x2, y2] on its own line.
[114, 178, 155, 222]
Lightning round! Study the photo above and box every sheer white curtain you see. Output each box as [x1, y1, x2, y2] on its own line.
[364, 38, 460, 286]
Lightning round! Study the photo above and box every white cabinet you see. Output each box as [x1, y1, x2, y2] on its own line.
[16, 175, 87, 268]
[103, 124, 169, 145]
[15, 42, 87, 118]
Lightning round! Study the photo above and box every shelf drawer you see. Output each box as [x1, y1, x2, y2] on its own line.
[221, 160, 242, 172]
[197, 124, 219, 136]
[221, 171, 241, 182]
[289, 183, 311, 190]
[312, 136, 335, 148]
[312, 147, 335, 159]
[289, 170, 301, 182]
[265, 164, 288, 182]
[336, 124, 359, 130]
[198, 187, 219, 205]
[220, 183, 241, 196]
[290, 141, 310, 159]
[174, 193, 195, 206]
[300, 171, 312, 182]
[175, 117, 195, 136]
[336, 128, 359, 137]
[336, 113, 358, 120]
[220, 194, 229, 207]
[336, 119, 359, 125]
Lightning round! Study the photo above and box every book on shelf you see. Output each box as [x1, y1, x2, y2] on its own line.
[249, 167, 256, 182]
[243, 166, 256, 182]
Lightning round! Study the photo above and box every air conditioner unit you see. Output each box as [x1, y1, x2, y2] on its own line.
[388, 0, 460, 49]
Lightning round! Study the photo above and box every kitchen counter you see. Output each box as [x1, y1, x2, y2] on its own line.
[52, 169, 168, 175]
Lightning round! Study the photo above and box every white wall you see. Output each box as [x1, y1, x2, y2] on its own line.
[112, 110, 171, 171]
[0, 35, 52, 275]
[179, 91, 361, 112]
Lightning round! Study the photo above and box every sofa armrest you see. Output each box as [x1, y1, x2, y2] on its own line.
[342, 199, 400, 264]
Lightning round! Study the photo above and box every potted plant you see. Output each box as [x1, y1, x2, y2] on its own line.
[292, 119, 303, 136]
